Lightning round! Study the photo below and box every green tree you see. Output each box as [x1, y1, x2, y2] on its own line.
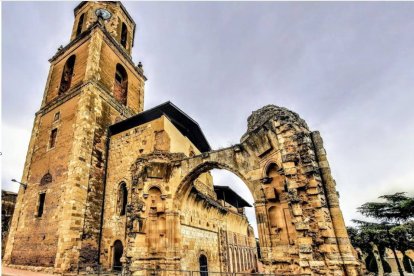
[357, 192, 414, 223]
[351, 192, 414, 276]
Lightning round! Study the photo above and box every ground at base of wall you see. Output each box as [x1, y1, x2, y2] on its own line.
[2, 266, 56, 276]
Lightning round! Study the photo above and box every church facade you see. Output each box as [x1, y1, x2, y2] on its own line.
[4, 2, 361, 275]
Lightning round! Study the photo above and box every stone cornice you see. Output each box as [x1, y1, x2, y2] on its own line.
[36, 81, 135, 118]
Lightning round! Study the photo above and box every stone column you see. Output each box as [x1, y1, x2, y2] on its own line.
[165, 210, 181, 272]
[254, 202, 272, 259]
[311, 131, 359, 276]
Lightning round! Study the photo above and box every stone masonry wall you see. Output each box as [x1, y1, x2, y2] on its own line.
[100, 116, 205, 269]
[71, 2, 135, 56]
[169, 105, 360, 275]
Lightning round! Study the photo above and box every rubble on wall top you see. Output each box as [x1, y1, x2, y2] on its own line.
[245, 104, 309, 135]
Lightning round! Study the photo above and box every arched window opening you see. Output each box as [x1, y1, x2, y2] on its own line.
[76, 13, 85, 36]
[265, 163, 278, 177]
[37, 193, 46, 218]
[118, 182, 127, 216]
[40, 172, 52, 186]
[112, 240, 123, 271]
[120, 22, 127, 48]
[114, 64, 128, 105]
[59, 55, 76, 94]
[49, 128, 58, 149]
[199, 254, 208, 276]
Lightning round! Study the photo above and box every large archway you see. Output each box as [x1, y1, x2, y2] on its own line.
[174, 158, 288, 273]
[179, 166, 259, 273]
[210, 169, 257, 237]
[169, 105, 360, 274]
[175, 160, 256, 209]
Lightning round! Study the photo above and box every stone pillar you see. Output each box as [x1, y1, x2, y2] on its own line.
[165, 210, 181, 271]
[311, 131, 359, 276]
[254, 202, 272, 259]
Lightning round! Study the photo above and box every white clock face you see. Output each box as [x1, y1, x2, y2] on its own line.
[95, 8, 112, 20]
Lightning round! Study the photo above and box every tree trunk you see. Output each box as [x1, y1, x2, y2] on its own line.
[371, 242, 384, 275]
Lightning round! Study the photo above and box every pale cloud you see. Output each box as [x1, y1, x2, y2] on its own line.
[1, 123, 31, 192]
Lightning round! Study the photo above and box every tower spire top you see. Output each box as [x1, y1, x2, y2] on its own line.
[71, 1, 136, 54]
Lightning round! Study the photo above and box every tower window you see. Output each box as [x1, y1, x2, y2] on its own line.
[40, 172, 53, 185]
[76, 13, 85, 37]
[49, 128, 58, 149]
[118, 182, 128, 216]
[59, 55, 76, 94]
[53, 112, 60, 122]
[121, 22, 127, 48]
[37, 193, 46, 217]
[114, 64, 128, 105]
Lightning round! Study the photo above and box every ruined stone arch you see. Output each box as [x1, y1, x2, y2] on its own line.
[120, 105, 360, 275]
[175, 160, 255, 209]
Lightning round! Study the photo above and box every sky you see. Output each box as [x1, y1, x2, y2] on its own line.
[2, 1, 414, 234]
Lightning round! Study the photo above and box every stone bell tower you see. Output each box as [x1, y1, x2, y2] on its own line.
[4, 1, 146, 272]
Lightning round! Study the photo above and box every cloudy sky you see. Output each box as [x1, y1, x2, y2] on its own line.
[2, 2, 414, 234]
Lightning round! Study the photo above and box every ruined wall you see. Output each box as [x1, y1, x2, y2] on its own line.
[100, 115, 207, 269]
[169, 105, 360, 275]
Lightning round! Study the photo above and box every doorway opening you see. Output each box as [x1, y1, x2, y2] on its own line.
[112, 240, 123, 271]
[199, 254, 208, 276]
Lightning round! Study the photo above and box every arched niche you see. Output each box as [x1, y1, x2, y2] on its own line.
[117, 182, 128, 216]
[114, 64, 128, 105]
[59, 55, 76, 94]
[112, 240, 123, 271]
